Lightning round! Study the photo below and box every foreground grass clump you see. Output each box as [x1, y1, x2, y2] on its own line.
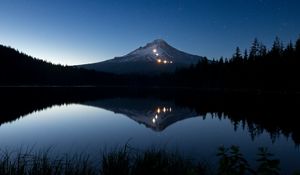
[217, 146, 281, 175]
[0, 149, 96, 175]
[101, 147, 206, 175]
[0, 145, 298, 175]
[0, 146, 206, 175]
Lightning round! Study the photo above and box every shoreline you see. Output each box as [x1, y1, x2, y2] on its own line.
[0, 85, 299, 95]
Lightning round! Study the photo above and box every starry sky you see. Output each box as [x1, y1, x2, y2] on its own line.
[0, 0, 300, 65]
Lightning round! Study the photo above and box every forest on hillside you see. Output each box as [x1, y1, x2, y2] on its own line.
[0, 45, 119, 85]
[172, 36, 300, 91]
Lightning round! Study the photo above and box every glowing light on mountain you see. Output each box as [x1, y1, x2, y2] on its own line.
[170, 61, 173, 64]
[152, 118, 156, 123]
[155, 53, 159, 56]
[157, 59, 162, 63]
[157, 108, 161, 113]
[163, 60, 167, 64]
[153, 49, 157, 53]
[163, 107, 166, 112]
[155, 114, 158, 119]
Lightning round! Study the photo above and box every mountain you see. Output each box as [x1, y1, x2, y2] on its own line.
[77, 39, 206, 74]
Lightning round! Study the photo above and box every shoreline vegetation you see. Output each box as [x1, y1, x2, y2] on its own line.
[0, 145, 298, 175]
[1, 86, 300, 96]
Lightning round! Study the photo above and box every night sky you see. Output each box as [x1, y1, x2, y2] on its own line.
[1, 0, 299, 65]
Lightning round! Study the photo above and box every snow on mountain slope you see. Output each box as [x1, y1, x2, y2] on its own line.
[77, 39, 206, 74]
[112, 39, 174, 63]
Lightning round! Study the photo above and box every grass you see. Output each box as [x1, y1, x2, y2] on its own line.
[0, 146, 207, 175]
[0, 145, 298, 175]
[101, 147, 207, 175]
[0, 148, 95, 175]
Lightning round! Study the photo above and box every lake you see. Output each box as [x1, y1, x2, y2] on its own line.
[0, 87, 299, 173]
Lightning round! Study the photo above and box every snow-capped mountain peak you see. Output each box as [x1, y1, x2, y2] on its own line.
[113, 39, 174, 63]
[77, 39, 206, 74]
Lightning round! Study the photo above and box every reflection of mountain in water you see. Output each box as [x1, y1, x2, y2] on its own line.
[84, 98, 197, 131]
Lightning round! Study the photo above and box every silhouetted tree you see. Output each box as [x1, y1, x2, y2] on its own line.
[219, 57, 224, 64]
[225, 58, 229, 64]
[258, 42, 267, 57]
[283, 41, 294, 61]
[270, 36, 284, 58]
[249, 38, 260, 61]
[295, 36, 300, 57]
[232, 47, 242, 63]
[243, 49, 248, 60]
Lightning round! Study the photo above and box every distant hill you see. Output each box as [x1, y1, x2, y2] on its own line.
[0, 45, 112, 85]
[77, 39, 206, 74]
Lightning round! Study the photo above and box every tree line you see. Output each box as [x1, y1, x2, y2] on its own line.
[173, 36, 300, 91]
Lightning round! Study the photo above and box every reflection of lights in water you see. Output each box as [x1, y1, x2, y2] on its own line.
[156, 107, 172, 113]
[153, 49, 157, 53]
[154, 106, 172, 124]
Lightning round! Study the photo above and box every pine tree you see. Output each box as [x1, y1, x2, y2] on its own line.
[233, 47, 242, 63]
[259, 42, 267, 57]
[295, 36, 300, 57]
[284, 41, 294, 58]
[249, 38, 259, 60]
[219, 57, 224, 64]
[225, 58, 229, 64]
[243, 49, 248, 61]
[271, 36, 284, 57]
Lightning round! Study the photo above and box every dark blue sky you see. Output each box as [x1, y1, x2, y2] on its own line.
[1, 0, 299, 65]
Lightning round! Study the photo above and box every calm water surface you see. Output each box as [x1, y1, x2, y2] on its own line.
[0, 97, 299, 173]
